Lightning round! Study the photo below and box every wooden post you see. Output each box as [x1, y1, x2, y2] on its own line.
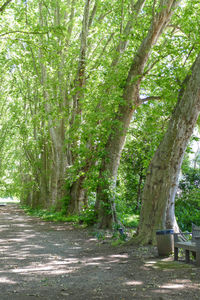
[174, 247, 178, 261]
[185, 250, 190, 263]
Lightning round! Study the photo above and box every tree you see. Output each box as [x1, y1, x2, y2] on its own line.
[1, 0, 199, 242]
[0, 0, 12, 13]
[118, 104, 168, 214]
[95, 0, 182, 228]
[136, 52, 200, 245]
[176, 162, 200, 231]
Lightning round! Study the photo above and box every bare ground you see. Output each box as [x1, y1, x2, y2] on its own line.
[0, 204, 199, 300]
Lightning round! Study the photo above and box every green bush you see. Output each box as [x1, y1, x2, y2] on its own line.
[176, 168, 200, 231]
[21, 204, 97, 226]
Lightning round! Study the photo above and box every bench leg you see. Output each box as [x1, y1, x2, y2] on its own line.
[196, 251, 200, 266]
[192, 251, 196, 259]
[185, 250, 190, 263]
[174, 247, 178, 261]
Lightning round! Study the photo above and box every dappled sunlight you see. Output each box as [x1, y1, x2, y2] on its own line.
[12, 224, 33, 228]
[160, 283, 185, 289]
[109, 254, 129, 259]
[4, 238, 29, 242]
[0, 276, 16, 284]
[158, 279, 200, 291]
[124, 280, 143, 286]
[87, 238, 98, 242]
[144, 260, 157, 265]
[83, 262, 101, 266]
[0, 206, 125, 282]
[68, 246, 82, 250]
[0, 205, 199, 299]
[86, 256, 105, 261]
[12, 264, 77, 275]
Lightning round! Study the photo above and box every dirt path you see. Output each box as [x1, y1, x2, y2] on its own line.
[0, 204, 199, 300]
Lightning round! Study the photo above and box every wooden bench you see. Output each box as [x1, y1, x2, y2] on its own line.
[174, 224, 200, 266]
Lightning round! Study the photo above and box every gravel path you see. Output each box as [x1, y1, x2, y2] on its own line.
[0, 204, 199, 300]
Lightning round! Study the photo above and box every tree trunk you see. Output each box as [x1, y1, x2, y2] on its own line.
[136, 170, 144, 210]
[95, 0, 181, 228]
[136, 53, 200, 245]
[66, 0, 91, 214]
[67, 175, 87, 214]
[37, 1, 69, 210]
[67, 0, 148, 218]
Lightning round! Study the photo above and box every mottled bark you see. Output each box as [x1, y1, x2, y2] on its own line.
[95, 0, 181, 228]
[68, 0, 148, 217]
[136, 170, 144, 210]
[136, 53, 200, 245]
[66, 0, 149, 218]
[67, 0, 91, 214]
[112, 0, 147, 67]
[71, 0, 90, 117]
[67, 176, 87, 215]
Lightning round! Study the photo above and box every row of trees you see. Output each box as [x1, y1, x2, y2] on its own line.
[1, 0, 200, 243]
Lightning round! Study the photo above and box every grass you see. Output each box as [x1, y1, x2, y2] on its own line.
[121, 213, 139, 227]
[154, 260, 193, 269]
[145, 258, 194, 270]
[21, 206, 140, 236]
[20, 205, 97, 226]
[111, 239, 126, 246]
[22, 207, 79, 222]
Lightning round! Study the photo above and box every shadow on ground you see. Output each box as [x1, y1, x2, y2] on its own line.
[0, 205, 199, 300]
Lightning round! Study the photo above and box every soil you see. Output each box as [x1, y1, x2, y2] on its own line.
[0, 204, 199, 300]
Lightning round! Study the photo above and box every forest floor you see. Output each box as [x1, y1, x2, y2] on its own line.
[0, 204, 199, 300]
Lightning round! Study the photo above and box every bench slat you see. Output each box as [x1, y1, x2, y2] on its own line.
[174, 241, 196, 251]
[174, 227, 200, 266]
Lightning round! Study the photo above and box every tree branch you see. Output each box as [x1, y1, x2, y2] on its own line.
[98, 10, 112, 22]
[183, 45, 195, 67]
[139, 96, 161, 103]
[0, 30, 48, 38]
[0, 0, 12, 13]
[88, 0, 98, 28]
[132, 0, 146, 14]
[111, 0, 147, 68]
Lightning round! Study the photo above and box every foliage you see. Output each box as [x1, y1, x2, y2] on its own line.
[21, 205, 97, 226]
[111, 239, 126, 247]
[176, 166, 200, 231]
[120, 213, 140, 228]
[116, 102, 169, 215]
[0, 0, 200, 233]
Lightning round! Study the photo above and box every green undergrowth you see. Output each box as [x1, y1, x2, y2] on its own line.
[119, 213, 139, 228]
[21, 205, 139, 228]
[20, 205, 97, 226]
[111, 239, 126, 246]
[21, 205, 140, 247]
[21, 205, 142, 247]
[153, 260, 193, 270]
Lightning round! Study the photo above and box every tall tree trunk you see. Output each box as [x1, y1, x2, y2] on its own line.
[136, 169, 144, 210]
[95, 0, 181, 228]
[67, 175, 87, 214]
[67, 0, 148, 216]
[37, 1, 69, 210]
[136, 53, 200, 245]
[67, 0, 91, 214]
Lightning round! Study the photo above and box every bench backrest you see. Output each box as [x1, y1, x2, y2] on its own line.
[192, 224, 200, 242]
[174, 232, 190, 242]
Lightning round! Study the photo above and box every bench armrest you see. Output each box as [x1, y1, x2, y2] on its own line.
[174, 232, 191, 242]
